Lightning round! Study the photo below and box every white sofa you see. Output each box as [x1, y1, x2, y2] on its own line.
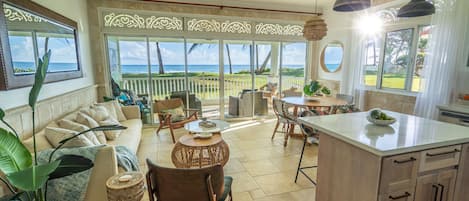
[21, 105, 142, 201]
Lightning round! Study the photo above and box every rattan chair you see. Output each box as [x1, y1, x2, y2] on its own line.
[146, 159, 233, 201]
[153, 98, 198, 143]
[271, 97, 291, 140]
[282, 102, 309, 147]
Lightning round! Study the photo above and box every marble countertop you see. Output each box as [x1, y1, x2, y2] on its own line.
[298, 111, 469, 156]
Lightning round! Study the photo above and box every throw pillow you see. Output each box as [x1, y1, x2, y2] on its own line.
[56, 119, 101, 145]
[44, 127, 94, 148]
[80, 106, 110, 122]
[99, 117, 123, 140]
[76, 112, 107, 144]
[96, 100, 127, 121]
[161, 106, 185, 122]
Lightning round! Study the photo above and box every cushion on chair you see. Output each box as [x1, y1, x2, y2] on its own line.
[218, 176, 233, 201]
[161, 106, 185, 122]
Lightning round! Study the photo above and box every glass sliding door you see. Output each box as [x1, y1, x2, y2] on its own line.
[107, 36, 152, 123]
[148, 37, 188, 123]
[186, 39, 220, 119]
[223, 40, 254, 118]
[255, 41, 280, 116]
[280, 42, 307, 96]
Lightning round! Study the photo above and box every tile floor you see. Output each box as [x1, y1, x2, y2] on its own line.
[138, 119, 317, 201]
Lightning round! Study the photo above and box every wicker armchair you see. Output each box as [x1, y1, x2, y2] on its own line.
[153, 98, 198, 143]
[146, 159, 233, 201]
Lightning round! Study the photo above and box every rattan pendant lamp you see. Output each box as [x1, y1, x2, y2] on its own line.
[303, 0, 327, 41]
[397, 0, 435, 17]
[333, 0, 370, 12]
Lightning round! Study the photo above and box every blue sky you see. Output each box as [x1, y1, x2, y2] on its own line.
[9, 33, 77, 63]
[118, 40, 307, 66]
[324, 46, 343, 65]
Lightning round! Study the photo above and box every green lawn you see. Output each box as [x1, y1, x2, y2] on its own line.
[365, 75, 421, 92]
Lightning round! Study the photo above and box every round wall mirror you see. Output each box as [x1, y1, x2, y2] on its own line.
[320, 42, 344, 73]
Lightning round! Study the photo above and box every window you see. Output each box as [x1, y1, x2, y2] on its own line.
[362, 25, 431, 92]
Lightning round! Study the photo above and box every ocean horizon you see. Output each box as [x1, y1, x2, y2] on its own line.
[13, 62, 339, 74]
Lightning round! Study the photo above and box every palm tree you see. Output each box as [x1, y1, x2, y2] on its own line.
[188, 43, 271, 75]
[155, 42, 165, 74]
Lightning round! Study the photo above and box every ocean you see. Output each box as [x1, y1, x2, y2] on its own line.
[13, 62, 305, 74]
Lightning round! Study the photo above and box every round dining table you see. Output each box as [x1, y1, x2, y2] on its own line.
[281, 96, 348, 141]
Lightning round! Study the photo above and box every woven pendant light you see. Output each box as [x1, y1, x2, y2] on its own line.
[333, 0, 370, 12]
[303, 16, 328, 41]
[397, 0, 435, 17]
[303, 0, 327, 41]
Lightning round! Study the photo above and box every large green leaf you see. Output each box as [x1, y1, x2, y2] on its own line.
[6, 161, 60, 191]
[49, 155, 93, 180]
[0, 128, 32, 174]
[29, 50, 51, 109]
[0, 108, 5, 120]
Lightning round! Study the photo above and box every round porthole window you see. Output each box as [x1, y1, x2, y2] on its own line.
[320, 42, 344, 73]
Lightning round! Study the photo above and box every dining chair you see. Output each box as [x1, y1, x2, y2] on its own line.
[335, 93, 354, 104]
[271, 97, 291, 140]
[281, 102, 309, 147]
[146, 159, 233, 201]
[295, 109, 321, 185]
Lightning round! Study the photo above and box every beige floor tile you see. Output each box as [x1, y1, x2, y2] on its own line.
[289, 188, 316, 201]
[249, 189, 267, 199]
[253, 193, 297, 201]
[242, 159, 281, 176]
[254, 171, 307, 195]
[137, 120, 317, 201]
[232, 191, 254, 201]
[230, 172, 260, 193]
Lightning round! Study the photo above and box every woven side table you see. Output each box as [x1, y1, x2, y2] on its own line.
[171, 133, 230, 168]
[106, 172, 145, 201]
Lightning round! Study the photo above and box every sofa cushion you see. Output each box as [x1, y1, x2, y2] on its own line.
[96, 100, 127, 122]
[99, 117, 123, 140]
[76, 112, 107, 144]
[161, 106, 185, 122]
[56, 119, 101, 145]
[80, 106, 110, 122]
[23, 130, 53, 152]
[106, 119, 142, 154]
[45, 127, 95, 148]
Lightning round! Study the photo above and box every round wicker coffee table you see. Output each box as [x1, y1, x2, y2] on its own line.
[172, 120, 230, 168]
[106, 172, 145, 201]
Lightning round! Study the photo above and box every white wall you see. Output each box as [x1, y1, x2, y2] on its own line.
[317, 8, 355, 94]
[0, 0, 94, 110]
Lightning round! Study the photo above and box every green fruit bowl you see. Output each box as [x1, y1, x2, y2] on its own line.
[366, 115, 396, 126]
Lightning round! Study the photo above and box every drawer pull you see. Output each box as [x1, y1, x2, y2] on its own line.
[438, 184, 444, 201]
[393, 157, 416, 164]
[389, 192, 411, 200]
[426, 149, 460, 157]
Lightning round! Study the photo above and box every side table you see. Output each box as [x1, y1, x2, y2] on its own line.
[106, 172, 145, 201]
[171, 133, 230, 168]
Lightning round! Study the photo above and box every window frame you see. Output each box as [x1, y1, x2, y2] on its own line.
[364, 23, 429, 95]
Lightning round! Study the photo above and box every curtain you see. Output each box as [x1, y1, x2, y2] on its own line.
[414, 0, 469, 119]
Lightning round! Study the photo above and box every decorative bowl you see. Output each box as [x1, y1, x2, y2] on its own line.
[366, 115, 396, 126]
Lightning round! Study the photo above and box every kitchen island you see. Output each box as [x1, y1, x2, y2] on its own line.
[298, 111, 469, 201]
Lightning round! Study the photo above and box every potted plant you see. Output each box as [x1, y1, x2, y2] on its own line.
[0, 51, 125, 201]
[303, 80, 332, 96]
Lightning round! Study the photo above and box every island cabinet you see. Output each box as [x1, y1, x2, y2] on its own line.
[316, 134, 465, 201]
[299, 111, 469, 201]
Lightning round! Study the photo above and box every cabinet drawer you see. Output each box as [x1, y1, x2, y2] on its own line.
[380, 153, 419, 194]
[420, 145, 461, 172]
[379, 189, 414, 201]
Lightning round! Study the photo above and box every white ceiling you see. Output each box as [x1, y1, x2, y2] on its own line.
[141, 0, 337, 14]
